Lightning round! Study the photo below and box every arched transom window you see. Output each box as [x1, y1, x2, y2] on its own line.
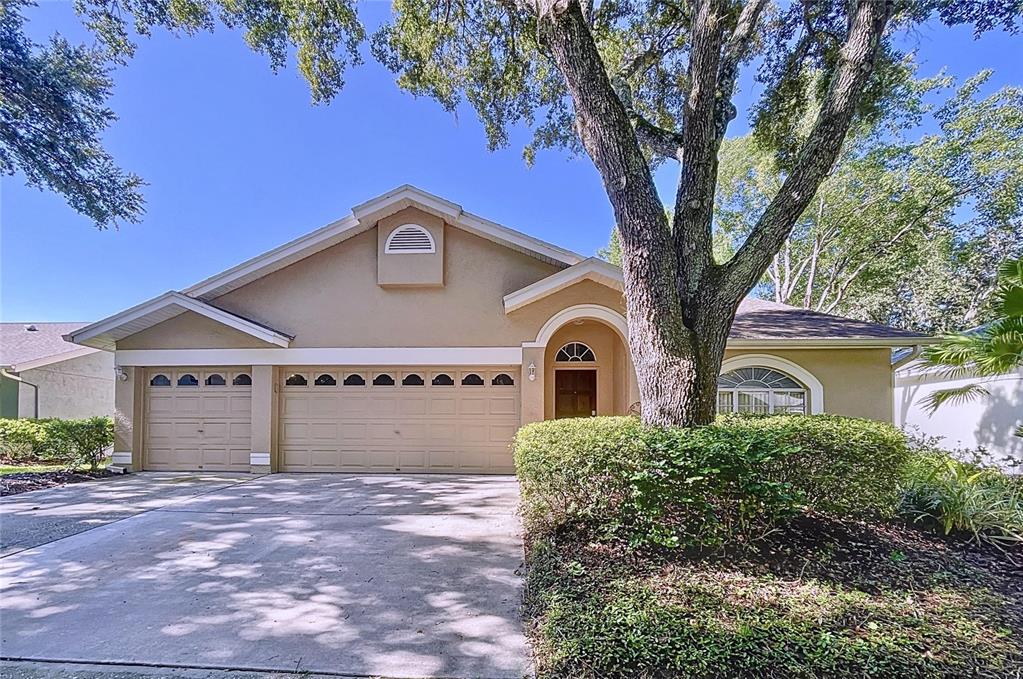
[385, 224, 436, 254]
[555, 342, 596, 362]
[716, 367, 807, 415]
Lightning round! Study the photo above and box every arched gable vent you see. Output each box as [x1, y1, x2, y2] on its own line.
[385, 224, 436, 254]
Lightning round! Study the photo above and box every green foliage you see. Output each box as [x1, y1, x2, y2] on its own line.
[514, 415, 909, 548]
[900, 448, 1022, 546]
[525, 533, 1022, 678]
[0, 418, 48, 461]
[716, 70, 1023, 334]
[628, 424, 804, 547]
[0, 0, 144, 228]
[923, 255, 1023, 413]
[0, 417, 113, 470]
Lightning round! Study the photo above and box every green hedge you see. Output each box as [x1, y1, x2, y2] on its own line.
[0, 417, 113, 470]
[514, 414, 909, 547]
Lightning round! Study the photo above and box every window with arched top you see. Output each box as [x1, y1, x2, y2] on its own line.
[492, 373, 515, 386]
[716, 367, 807, 415]
[373, 374, 396, 386]
[150, 374, 171, 387]
[385, 224, 436, 254]
[204, 373, 226, 386]
[432, 373, 454, 386]
[232, 373, 252, 386]
[555, 342, 596, 362]
[315, 374, 337, 386]
[343, 374, 366, 386]
[285, 374, 307, 386]
[402, 373, 425, 386]
[461, 373, 484, 386]
[177, 373, 199, 387]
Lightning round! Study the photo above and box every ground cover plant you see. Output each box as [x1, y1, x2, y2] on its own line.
[516, 415, 1022, 678]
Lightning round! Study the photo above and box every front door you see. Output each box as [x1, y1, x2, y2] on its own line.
[555, 369, 597, 418]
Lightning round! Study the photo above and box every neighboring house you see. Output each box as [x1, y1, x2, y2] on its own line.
[895, 361, 1023, 467]
[67, 186, 928, 474]
[1, 323, 115, 419]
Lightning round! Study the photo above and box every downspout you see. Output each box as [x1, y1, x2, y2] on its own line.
[892, 344, 924, 371]
[1, 367, 39, 419]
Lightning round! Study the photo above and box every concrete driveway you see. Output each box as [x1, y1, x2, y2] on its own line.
[0, 473, 529, 679]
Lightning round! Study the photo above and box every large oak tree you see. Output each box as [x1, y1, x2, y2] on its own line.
[4, 0, 1018, 425]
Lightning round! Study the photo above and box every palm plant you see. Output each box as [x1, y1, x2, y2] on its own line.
[922, 256, 1023, 438]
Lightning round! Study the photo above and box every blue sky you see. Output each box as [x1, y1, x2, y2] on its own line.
[1, 2, 1018, 322]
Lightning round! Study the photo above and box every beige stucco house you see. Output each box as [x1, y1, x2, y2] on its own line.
[67, 186, 927, 474]
[1, 323, 114, 420]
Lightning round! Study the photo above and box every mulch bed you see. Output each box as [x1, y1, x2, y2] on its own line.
[1, 469, 119, 496]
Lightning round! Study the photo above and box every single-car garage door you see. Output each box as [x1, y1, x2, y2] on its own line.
[279, 367, 520, 473]
[144, 367, 252, 471]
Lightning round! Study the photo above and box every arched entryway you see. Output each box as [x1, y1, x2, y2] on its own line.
[523, 304, 638, 422]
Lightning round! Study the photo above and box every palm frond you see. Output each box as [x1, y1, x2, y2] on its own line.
[921, 383, 990, 413]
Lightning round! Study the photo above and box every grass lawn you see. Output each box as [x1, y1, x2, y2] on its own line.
[526, 516, 1022, 678]
[0, 463, 66, 475]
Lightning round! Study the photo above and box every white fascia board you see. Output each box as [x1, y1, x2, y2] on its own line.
[66, 292, 292, 350]
[457, 211, 582, 266]
[115, 346, 524, 366]
[10, 346, 103, 373]
[504, 258, 623, 312]
[726, 337, 935, 349]
[184, 214, 362, 299]
[352, 184, 463, 223]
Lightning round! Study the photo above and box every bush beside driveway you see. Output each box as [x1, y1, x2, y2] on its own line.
[516, 415, 1023, 678]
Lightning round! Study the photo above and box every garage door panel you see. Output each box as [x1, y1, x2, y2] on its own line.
[489, 397, 517, 415]
[280, 365, 519, 473]
[429, 398, 457, 415]
[144, 367, 251, 472]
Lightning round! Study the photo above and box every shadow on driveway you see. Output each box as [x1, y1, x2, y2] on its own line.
[0, 473, 529, 679]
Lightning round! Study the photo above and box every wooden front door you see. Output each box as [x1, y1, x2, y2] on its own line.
[555, 370, 597, 419]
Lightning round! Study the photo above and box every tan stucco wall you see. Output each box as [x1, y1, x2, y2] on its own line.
[208, 220, 625, 348]
[377, 209, 445, 287]
[723, 347, 894, 422]
[118, 312, 279, 350]
[18, 350, 115, 419]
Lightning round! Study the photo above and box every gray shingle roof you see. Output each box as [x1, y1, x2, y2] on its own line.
[0, 322, 92, 368]
[731, 298, 927, 340]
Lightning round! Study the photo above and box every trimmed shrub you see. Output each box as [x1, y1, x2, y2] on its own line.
[0, 418, 48, 461]
[716, 413, 909, 517]
[900, 445, 1022, 545]
[515, 414, 910, 548]
[515, 416, 646, 536]
[0, 417, 113, 469]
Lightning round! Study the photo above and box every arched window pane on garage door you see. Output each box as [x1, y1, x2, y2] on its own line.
[716, 367, 806, 415]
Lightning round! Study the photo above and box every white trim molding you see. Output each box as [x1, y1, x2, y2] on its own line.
[528, 304, 629, 347]
[114, 346, 524, 367]
[64, 292, 294, 351]
[720, 354, 825, 414]
[7, 346, 102, 373]
[727, 338, 934, 349]
[504, 258, 624, 313]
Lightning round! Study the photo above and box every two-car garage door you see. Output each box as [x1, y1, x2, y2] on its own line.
[279, 367, 520, 473]
[143, 365, 520, 473]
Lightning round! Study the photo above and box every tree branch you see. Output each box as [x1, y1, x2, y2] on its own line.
[629, 111, 684, 159]
[721, 0, 893, 300]
[714, 0, 768, 139]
